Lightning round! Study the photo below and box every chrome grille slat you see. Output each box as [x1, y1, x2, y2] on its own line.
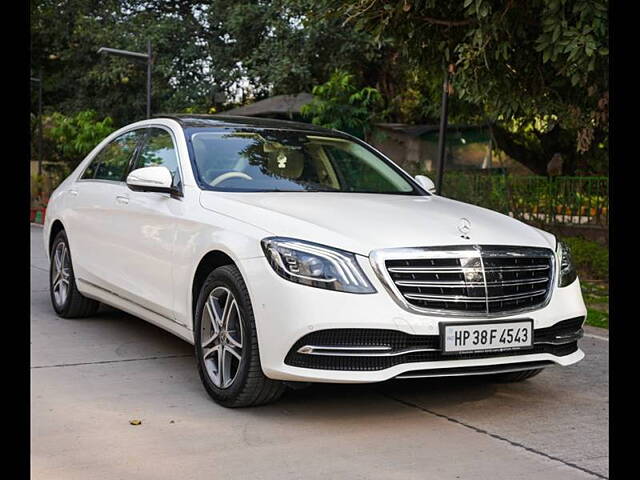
[388, 265, 549, 274]
[388, 266, 478, 273]
[404, 289, 547, 303]
[372, 245, 555, 317]
[483, 265, 549, 272]
[395, 277, 549, 288]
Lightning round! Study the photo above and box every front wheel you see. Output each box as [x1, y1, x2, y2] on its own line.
[194, 265, 285, 407]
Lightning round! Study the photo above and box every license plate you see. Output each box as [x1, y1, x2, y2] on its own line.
[440, 320, 533, 355]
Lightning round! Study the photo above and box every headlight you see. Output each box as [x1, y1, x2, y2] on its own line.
[261, 237, 376, 294]
[557, 240, 578, 287]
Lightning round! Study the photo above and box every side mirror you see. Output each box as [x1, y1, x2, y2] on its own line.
[126, 166, 174, 194]
[415, 175, 437, 194]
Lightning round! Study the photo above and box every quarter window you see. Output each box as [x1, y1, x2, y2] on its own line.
[134, 128, 181, 187]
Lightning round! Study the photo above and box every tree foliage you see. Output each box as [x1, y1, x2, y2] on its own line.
[301, 70, 383, 138]
[31, 0, 211, 125]
[327, 0, 609, 174]
[30, 0, 608, 175]
[44, 110, 115, 165]
[30, 0, 380, 123]
[202, 0, 381, 101]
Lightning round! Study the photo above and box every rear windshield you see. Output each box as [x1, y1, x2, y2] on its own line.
[186, 129, 422, 194]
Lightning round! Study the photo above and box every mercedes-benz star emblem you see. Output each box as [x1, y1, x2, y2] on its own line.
[457, 218, 471, 239]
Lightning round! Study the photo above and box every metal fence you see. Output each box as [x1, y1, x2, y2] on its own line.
[440, 174, 609, 227]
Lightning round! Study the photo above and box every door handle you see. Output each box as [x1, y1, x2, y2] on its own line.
[116, 195, 129, 205]
[68, 189, 78, 197]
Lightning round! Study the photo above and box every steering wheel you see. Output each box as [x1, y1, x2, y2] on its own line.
[209, 171, 253, 187]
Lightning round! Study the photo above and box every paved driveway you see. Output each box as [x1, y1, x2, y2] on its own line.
[31, 225, 608, 479]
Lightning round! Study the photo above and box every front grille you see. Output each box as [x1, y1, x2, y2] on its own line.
[285, 317, 583, 371]
[376, 245, 555, 316]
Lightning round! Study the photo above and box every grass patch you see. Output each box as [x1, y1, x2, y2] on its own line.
[586, 307, 609, 329]
[562, 236, 609, 281]
[581, 280, 608, 329]
[560, 237, 609, 329]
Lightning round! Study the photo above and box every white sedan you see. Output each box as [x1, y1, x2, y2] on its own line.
[44, 115, 586, 407]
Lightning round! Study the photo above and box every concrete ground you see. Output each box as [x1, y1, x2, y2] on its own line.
[31, 225, 609, 479]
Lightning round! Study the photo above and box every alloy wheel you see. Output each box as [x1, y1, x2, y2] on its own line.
[201, 286, 244, 389]
[51, 242, 71, 308]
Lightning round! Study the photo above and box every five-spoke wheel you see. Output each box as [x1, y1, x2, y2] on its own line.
[201, 286, 244, 389]
[51, 241, 71, 309]
[194, 265, 285, 407]
[49, 230, 99, 318]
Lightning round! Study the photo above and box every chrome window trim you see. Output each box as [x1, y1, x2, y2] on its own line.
[369, 245, 556, 318]
[76, 178, 126, 186]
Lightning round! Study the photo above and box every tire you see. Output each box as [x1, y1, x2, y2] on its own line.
[49, 230, 100, 318]
[491, 368, 544, 383]
[194, 265, 285, 407]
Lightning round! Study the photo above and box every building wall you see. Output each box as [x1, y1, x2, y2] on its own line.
[368, 126, 535, 176]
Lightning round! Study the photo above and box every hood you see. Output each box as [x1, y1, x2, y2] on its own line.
[199, 192, 556, 256]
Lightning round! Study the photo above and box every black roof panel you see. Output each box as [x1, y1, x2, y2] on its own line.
[154, 114, 343, 136]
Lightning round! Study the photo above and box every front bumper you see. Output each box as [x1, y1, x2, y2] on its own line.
[240, 255, 587, 383]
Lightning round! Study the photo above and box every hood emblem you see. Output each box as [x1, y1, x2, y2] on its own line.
[457, 218, 471, 239]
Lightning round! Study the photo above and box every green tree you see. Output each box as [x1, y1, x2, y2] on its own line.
[31, 0, 211, 125]
[301, 70, 383, 138]
[30, 0, 381, 123]
[327, 0, 609, 175]
[200, 0, 383, 102]
[45, 110, 116, 165]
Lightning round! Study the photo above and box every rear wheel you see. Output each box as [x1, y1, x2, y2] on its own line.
[49, 230, 100, 318]
[491, 368, 544, 383]
[194, 265, 285, 407]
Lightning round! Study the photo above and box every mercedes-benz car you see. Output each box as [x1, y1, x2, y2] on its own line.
[44, 115, 586, 407]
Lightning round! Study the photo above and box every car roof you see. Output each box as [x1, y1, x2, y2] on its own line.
[154, 114, 348, 137]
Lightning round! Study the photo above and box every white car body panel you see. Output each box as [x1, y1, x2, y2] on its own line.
[200, 192, 556, 255]
[44, 117, 587, 384]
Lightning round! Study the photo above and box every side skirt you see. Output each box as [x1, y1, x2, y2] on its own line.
[76, 278, 195, 345]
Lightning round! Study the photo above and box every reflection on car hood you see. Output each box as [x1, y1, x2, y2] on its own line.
[199, 191, 555, 255]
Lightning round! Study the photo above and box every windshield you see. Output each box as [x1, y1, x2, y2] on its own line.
[187, 129, 421, 194]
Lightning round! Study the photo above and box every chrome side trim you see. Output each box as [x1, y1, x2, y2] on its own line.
[536, 329, 584, 345]
[395, 361, 555, 379]
[296, 345, 440, 357]
[77, 278, 180, 326]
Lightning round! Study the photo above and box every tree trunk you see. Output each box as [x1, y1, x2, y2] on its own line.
[491, 124, 548, 175]
[491, 123, 579, 176]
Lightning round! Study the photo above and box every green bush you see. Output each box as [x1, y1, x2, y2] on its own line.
[563, 236, 609, 281]
[301, 70, 383, 139]
[44, 110, 115, 166]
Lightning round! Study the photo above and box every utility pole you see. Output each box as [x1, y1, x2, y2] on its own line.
[98, 42, 152, 119]
[146, 40, 152, 119]
[435, 65, 452, 195]
[30, 71, 43, 175]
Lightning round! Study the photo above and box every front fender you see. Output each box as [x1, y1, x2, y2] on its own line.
[171, 191, 272, 329]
